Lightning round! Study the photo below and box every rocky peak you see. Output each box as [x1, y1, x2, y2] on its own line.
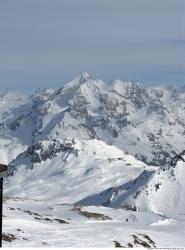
[63, 72, 91, 90]
[78, 72, 91, 82]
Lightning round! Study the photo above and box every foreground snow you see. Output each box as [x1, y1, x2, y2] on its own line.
[3, 198, 185, 247]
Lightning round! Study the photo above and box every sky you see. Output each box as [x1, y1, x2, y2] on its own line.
[0, 0, 185, 93]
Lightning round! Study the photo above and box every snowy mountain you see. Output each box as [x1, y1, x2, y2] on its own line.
[79, 149, 185, 218]
[1, 73, 185, 166]
[6, 138, 149, 203]
[1, 73, 185, 247]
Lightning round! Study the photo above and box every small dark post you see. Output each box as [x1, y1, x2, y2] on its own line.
[0, 164, 8, 248]
[0, 178, 3, 248]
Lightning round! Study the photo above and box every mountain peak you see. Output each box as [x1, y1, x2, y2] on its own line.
[79, 72, 91, 81]
[61, 72, 91, 92]
[71, 72, 91, 85]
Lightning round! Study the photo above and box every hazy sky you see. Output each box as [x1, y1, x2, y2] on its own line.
[0, 0, 184, 92]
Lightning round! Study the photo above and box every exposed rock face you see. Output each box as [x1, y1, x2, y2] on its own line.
[27, 139, 76, 164]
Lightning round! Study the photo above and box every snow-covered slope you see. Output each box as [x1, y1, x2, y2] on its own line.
[79, 150, 185, 218]
[5, 138, 149, 203]
[117, 150, 185, 218]
[3, 145, 185, 247]
[3, 198, 185, 247]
